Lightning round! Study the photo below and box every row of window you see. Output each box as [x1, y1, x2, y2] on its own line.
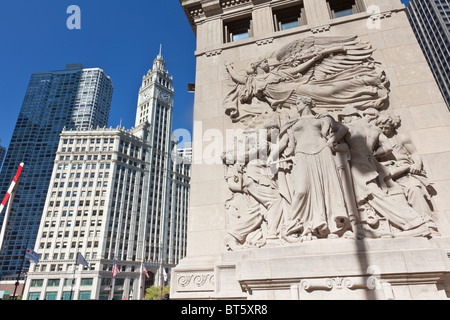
[31, 278, 93, 288]
[224, 0, 366, 43]
[63, 137, 115, 145]
[42, 219, 103, 229]
[42, 230, 101, 240]
[28, 290, 91, 300]
[48, 196, 108, 208]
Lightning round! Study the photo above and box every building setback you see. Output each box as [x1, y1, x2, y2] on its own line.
[0, 64, 113, 278]
[406, 0, 450, 108]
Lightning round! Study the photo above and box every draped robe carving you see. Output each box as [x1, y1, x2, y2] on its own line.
[222, 35, 439, 251]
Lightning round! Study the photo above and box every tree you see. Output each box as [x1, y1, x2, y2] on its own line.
[145, 285, 170, 300]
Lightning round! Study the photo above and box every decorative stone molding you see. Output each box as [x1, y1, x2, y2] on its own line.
[176, 272, 215, 292]
[256, 38, 274, 46]
[188, 7, 204, 19]
[220, 0, 251, 9]
[311, 25, 330, 34]
[205, 49, 222, 57]
[201, 0, 223, 17]
[301, 276, 373, 292]
[368, 11, 392, 21]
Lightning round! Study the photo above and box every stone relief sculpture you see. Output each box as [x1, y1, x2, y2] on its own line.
[268, 96, 356, 243]
[223, 36, 390, 124]
[223, 115, 284, 250]
[374, 114, 440, 236]
[221, 35, 439, 251]
[338, 107, 434, 238]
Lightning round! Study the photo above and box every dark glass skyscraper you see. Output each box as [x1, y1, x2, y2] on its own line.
[406, 0, 450, 108]
[0, 64, 113, 277]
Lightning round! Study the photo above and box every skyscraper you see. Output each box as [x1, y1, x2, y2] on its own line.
[23, 52, 191, 300]
[0, 140, 6, 171]
[167, 146, 191, 266]
[406, 0, 450, 108]
[0, 64, 113, 278]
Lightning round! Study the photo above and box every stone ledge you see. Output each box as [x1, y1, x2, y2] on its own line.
[171, 237, 450, 299]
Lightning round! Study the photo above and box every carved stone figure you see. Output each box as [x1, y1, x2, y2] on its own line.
[223, 36, 390, 123]
[221, 35, 439, 250]
[267, 96, 356, 242]
[375, 114, 440, 236]
[223, 116, 285, 250]
[338, 107, 432, 238]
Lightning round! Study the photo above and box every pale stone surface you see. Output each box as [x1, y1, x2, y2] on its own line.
[173, 0, 450, 300]
[422, 152, 450, 182]
[174, 237, 450, 300]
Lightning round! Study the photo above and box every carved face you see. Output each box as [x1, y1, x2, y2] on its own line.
[296, 100, 308, 113]
[377, 121, 393, 137]
[259, 59, 270, 72]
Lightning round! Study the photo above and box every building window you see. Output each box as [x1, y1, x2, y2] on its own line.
[62, 291, 73, 300]
[47, 279, 60, 287]
[327, 0, 365, 19]
[28, 292, 41, 300]
[31, 279, 43, 287]
[81, 278, 93, 286]
[64, 278, 75, 287]
[45, 292, 58, 300]
[224, 16, 253, 43]
[79, 291, 91, 300]
[273, 4, 307, 31]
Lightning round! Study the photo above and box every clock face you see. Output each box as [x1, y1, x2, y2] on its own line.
[159, 90, 170, 103]
[141, 91, 150, 102]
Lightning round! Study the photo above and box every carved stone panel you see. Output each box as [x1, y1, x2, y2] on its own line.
[221, 35, 440, 251]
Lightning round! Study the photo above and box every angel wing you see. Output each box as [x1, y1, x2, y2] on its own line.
[275, 36, 376, 80]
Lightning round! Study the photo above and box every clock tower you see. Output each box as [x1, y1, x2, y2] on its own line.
[135, 45, 174, 131]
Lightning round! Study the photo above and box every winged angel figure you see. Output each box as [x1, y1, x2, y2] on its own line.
[223, 36, 390, 123]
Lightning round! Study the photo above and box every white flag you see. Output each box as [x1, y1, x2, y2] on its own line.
[163, 268, 167, 282]
[25, 248, 40, 264]
[76, 252, 90, 269]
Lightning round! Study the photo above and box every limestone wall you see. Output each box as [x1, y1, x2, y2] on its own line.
[174, 0, 450, 299]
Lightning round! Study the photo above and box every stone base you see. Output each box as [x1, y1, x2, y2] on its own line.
[170, 237, 450, 300]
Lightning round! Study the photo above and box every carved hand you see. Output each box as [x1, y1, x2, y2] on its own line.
[409, 162, 422, 175]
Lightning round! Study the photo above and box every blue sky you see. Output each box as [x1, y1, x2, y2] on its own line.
[0, 0, 411, 150]
[0, 1, 196, 150]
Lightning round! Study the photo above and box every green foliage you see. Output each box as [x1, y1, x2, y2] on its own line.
[145, 285, 170, 300]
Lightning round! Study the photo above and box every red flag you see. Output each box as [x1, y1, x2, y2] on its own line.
[143, 264, 149, 278]
[112, 259, 120, 277]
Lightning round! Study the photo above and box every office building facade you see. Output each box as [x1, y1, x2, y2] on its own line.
[407, 0, 450, 108]
[0, 64, 113, 278]
[24, 125, 157, 300]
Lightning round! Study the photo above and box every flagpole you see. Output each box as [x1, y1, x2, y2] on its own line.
[0, 189, 15, 251]
[160, 263, 163, 300]
[70, 261, 76, 300]
[109, 257, 118, 300]
[139, 260, 144, 300]
[109, 263, 113, 300]
[12, 239, 29, 300]
[0, 163, 24, 252]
